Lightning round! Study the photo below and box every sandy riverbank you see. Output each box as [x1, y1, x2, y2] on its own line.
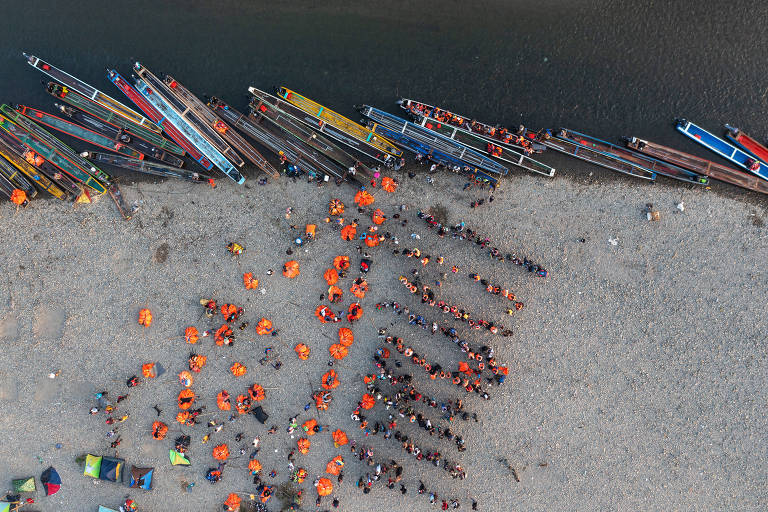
[0, 159, 765, 511]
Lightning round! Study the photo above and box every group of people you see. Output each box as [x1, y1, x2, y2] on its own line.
[417, 211, 549, 277]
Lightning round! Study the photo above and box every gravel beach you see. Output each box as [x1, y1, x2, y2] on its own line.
[0, 157, 766, 511]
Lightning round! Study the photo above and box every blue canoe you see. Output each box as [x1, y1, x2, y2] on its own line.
[357, 105, 509, 177]
[366, 120, 498, 186]
[132, 77, 244, 184]
[676, 119, 768, 181]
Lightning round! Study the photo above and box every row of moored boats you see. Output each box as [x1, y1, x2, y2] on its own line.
[1, 53, 766, 214]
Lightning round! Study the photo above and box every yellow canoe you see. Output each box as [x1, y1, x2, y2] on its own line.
[277, 87, 402, 158]
[0, 140, 67, 200]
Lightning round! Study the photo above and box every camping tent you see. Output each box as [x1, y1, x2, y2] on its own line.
[99, 457, 125, 482]
[12, 477, 36, 492]
[129, 466, 154, 490]
[40, 466, 61, 495]
[252, 406, 269, 424]
[84, 454, 102, 478]
[169, 449, 190, 466]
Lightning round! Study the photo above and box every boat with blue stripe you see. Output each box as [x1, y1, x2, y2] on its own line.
[365, 120, 498, 186]
[132, 77, 244, 184]
[357, 105, 508, 177]
[676, 119, 768, 181]
[556, 128, 708, 185]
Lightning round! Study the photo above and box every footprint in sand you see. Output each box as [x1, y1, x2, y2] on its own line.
[32, 306, 66, 340]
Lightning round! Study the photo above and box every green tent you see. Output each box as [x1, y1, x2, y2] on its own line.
[169, 449, 190, 466]
[84, 454, 103, 478]
[12, 476, 36, 492]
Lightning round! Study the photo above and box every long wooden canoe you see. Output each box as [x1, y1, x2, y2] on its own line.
[249, 87, 388, 163]
[0, 154, 37, 197]
[55, 103, 184, 167]
[277, 87, 402, 158]
[24, 53, 163, 134]
[46, 82, 183, 156]
[365, 120, 498, 186]
[132, 76, 244, 184]
[0, 138, 66, 199]
[0, 165, 25, 203]
[0, 112, 107, 194]
[246, 88, 374, 182]
[557, 128, 707, 185]
[134, 65, 244, 168]
[161, 77, 277, 177]
[108, 69, 213, 170]
[414, 115, 554, 177]
[676, 119, 768, 181]
[2, 105, 112, 185]
[0, 122, 81, 197]
[81, 151, 212, 183]
[359, 105, 509, 176]
[541, 130, 655, 181]
[724, 124, 768, 166]
[398, 97, 545, 155]
[624, 136, 768, 195]
[17, 105, 143, 160]
[209, 99, 345, 179]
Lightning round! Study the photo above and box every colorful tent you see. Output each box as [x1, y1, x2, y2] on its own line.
[129, 466, 153, 490]
[243, 272, 259, 289]
[178, 370, 194, 387]
[323, 268, 339, 286]
[184, 326, 199, 344]
[340, 224, 357, 241]
[282, 260, 300, 278]
[169, 450, 190, 466]
[381, 176, 398, 193]
[372, 209, 386, 225]
[213, 444, 230, 461]
[328, 198, 345, 216]
[177, 389, 195, 410]
[332, 429, 349, 447]
[294, 343, 310, 360]
[329, 343, 348, 360]
[0, 503, 9, 512]
[152, 421, 169, 440]
[40, 466, 60, 495]
[322, 369, 340, 390]
[361, 393, 376, 409]
[12, 477, 35, 492]
[328, 285, 343, 302]
[248, 459, 262, 474]
[302, 418, 318, 435]
[84, 454, 102, 478]
[230, 362, 247, 377]
[354, 190, 374, 206]
[333, 255, 350, 270]
[297, 437, 310, 454]
[325, 456, 344, 476]
[99, 457, 125, 482]
[138, 308, 152, 327]
[255, 318, 273, 335]
[315, 477, 333, 496]
[217, 390, 232, 410]
[338, 327, 354, 347]
[224, 493, 241, 511]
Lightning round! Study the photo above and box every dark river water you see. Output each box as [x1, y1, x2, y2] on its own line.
[1, 0, 766, 180]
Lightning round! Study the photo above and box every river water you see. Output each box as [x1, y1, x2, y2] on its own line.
[1, 0, 766, 174]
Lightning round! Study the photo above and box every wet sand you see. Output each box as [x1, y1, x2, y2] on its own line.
[0, 158, 765, 511]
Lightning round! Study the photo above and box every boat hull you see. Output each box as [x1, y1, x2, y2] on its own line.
[557, 128, 707, 184]
[625, 136, 768, 195]
[676, 119, 768, 181]
[82, 152, 212, 183]
[24, 53, 162, 134]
